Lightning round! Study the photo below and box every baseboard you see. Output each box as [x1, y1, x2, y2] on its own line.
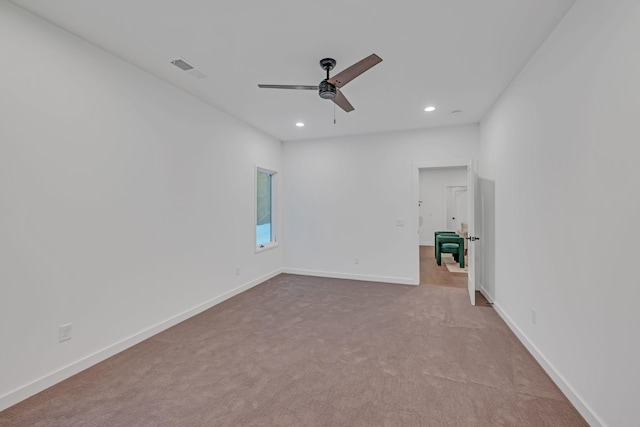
[420, 241, 435, 246]
[283, 268, 417, 286]
[490, 300, 604, 427]
[3, 273, 601, 425]
[479, 286, 494, 303]
[0, 268, 283, 412]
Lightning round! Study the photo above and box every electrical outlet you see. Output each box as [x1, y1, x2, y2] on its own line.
[531, 309, 537, 325]
[235, 266, 240, 276]
[59, 323, 72, 342]
[354, 257, 359, 264]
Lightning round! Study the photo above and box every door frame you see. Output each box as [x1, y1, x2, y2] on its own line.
[412, 159, 477, 305]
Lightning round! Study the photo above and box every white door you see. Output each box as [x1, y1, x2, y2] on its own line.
[446, 188, 457, 230]
[466, 161, 477, 305]
[454, 188, 468, 231]
[445, 186, 467, 231]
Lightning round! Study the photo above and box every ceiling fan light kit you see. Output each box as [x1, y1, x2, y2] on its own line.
[258, 54, 382, 113]
[318, 80, 337, 100]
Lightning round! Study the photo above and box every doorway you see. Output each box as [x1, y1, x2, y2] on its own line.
[413, 160, 478, 305]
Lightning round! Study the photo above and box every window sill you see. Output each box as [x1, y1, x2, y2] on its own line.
[255, 242, 279, 253]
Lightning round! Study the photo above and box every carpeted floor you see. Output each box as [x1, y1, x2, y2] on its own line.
[0, 274, 587, 426]
[419, 245, 467, 288]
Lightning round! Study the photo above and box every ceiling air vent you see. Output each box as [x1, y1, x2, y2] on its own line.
[170, 57, 207, 79]
[171, 58, 194, 71]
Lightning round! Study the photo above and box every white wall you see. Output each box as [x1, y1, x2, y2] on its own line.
[283, 125, 478, 285]
[479, 0, 640, 425]
[0, 2, 283, 410]
[418, 167, 467, 245]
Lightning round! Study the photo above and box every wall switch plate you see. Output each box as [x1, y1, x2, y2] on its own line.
[354, 257, 359, 264]
[235, 266, 240, 276]
[59, 323, 72, 342]
[531, 309, 537, 324]
[396, 219, 405, 227]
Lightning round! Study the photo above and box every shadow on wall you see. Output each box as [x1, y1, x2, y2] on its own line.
[478, 178, 495, 300]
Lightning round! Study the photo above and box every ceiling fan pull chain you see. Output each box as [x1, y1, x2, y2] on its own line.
[334, 102, 336, 124]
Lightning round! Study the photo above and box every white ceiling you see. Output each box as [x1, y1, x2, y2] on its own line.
[11, 0, 576, 142]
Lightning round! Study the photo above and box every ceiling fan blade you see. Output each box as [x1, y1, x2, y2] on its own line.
[327, 54, 382, 88]
[258, 84, 318, 90]
[333, 90, 354, 112]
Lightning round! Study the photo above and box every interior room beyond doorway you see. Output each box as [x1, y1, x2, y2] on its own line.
[418, 166, 468, 288]
[419, 245, 466, 288]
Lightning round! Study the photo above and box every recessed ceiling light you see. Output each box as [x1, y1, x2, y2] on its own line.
[424, 106, 436, 112]
[296, 122, 304, 127]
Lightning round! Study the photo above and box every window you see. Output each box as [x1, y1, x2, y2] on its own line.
[256, 167, 277, 249]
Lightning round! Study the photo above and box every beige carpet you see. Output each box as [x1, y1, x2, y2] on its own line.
[442, 253, 469, 273]
[0, 274, 586, 426]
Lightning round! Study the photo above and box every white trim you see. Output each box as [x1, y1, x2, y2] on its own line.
[479, 286, 494, 303]
[420, 241, 435, 246]
[283, 268, 417, 286]
[443, 184, 448, 232]
[414, 159, 470, 169]
[0, 268, 283, 412]
[443, 184, 468, 232]
[255, 242, 279, 253]
[490, 299, 604, 427]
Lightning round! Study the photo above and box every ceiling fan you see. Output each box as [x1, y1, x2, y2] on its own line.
[258, 54, 382, 112]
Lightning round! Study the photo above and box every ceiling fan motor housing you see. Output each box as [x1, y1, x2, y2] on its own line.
[318, 79, 337, 99]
